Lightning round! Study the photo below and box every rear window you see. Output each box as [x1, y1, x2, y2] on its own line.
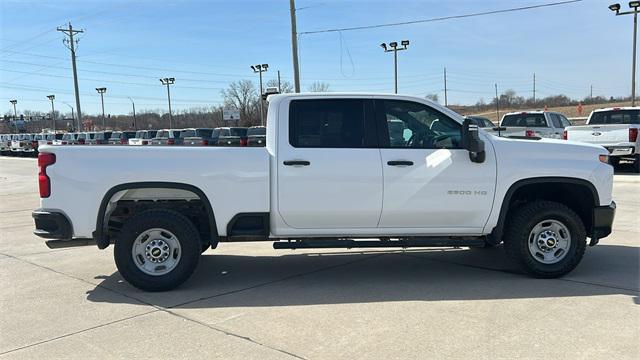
[247, 127, 266, 136]
[123, 131, 136, 139]
[180, 130, 196, 138]
[289, 99, 366, 148]
[589, 110, 640, 124]
[501, 113, 548, 127]
[230, 128, 247, 137]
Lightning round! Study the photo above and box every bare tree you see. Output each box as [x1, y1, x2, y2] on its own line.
[266, 79, 294, 93]
[308, 81, 330, 92]
[221, 79, 259, 124]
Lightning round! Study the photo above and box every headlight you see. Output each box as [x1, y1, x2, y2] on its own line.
[599, 154, 609, 164]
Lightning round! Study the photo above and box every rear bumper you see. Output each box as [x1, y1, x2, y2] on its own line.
[32, 209, 72, 240]
[590, 201, 616, 245]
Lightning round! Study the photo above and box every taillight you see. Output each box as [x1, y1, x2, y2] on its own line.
[38, 153, 56, 198]
[562, 130, 568, 140]
[32, 140, 38, 148]
[240, 138, 248, 146]
[120, 138, 127, 145]
[78, 138, 85, 145]
[525, 129, 535, 137]
[61, 141, 67, 145]
[202, 140, 209, 146]
[167, 138, 175, 145]
[47, 141, 53, 145]
[630, 128, 638, 142]
[142, 140, 148, 145]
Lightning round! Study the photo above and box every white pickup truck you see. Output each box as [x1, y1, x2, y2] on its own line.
[32, 93, 616, 291]
[565, 107, 640, 172]
[490, 110, 572, 139]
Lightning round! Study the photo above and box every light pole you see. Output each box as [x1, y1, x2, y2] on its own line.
[9, 100, 18, 132]
[381, 40, 410, 94]
[63, 102, 76, 131]
[160, 77, 175, 128]
[251, 64, 268, 126]
[96, 87, 107, 129]
[128, 97, 137, 130]
[609, 2, 640, 106]
[47, 95, 56, 131]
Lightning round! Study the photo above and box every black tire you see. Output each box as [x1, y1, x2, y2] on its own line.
[609, 157, 620, 167]
[114, 208, 201, 291]
[504, 200, 586, 278]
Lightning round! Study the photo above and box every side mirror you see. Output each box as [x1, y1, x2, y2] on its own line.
[461, 118, 486, 163]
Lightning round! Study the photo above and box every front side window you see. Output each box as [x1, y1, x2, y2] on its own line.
[289, 99, 366, 148]
[381, 100, 461, 149]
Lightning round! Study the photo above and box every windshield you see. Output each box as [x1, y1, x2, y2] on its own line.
[589, 110, 640, 124]
[247, 127, 266, 136]
[501, 113, 548, 127]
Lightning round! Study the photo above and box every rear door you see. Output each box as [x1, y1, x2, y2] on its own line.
[376, 99, 496, 231]
[277, 98, 383, 229]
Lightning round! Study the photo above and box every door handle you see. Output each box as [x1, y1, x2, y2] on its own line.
[387, 160, 414, 166]
[283, 160, 310, 166]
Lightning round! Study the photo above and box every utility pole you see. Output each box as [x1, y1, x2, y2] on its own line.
[277, 70, 282, 93]
[47, 95, 55, 130]
[608, 3, 640, 106]
[495, 83, 500, 121]
[63, 102, 76, 130]
[590, 84, 593, 101]
[57, 22, 84, 130]
[381, 40, 410, 94]
[444, 67, 448, 106]
[9, 100, 18, 132]
[129, 97, 137, 130]
[96, 87, 106, 129]
[290, 0, 301, 93]
[251, 64, 268, 126]
[160, 77, 175, 128]
[533, 73, 536, 105]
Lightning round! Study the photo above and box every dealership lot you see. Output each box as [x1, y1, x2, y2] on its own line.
[0, 156, 638, 359]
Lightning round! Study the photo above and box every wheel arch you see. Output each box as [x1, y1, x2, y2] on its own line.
[93, 182, 219, 249]
[490, 177, 598, 244]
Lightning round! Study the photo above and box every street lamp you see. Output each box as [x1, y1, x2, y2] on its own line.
[9, 100, 18, 132]
[251, 64, 268, 126]
[128, 97, 137, 130]
[62, 102, 76, 131]
[609, 2, 640, 105]
[160, 77, 175, 128]
[47, 95, 55, 131]
[96, 87, 107, 129]
[381, 40, 410, 94]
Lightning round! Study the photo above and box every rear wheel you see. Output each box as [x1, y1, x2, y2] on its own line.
[504, 200, 586, 278]
[114, 208, 201, 291]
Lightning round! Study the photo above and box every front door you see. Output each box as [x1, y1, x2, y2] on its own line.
[376, 99, 496, 231]
[277, 98, 383, 229]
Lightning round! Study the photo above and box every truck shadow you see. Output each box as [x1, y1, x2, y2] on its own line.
[86, 244, 639, 309]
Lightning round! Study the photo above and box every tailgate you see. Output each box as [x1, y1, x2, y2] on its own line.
[566, 124, 630, 144]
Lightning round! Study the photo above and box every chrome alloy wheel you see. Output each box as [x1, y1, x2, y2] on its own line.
[527, 220, 571, 264]
[131, 228, 182, 276]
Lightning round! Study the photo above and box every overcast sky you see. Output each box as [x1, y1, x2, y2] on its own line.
[0, 0, 632, 116]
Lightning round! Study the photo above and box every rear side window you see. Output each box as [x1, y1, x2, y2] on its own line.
[589, 110, 640, 124]
[550, 114, 562, 128]
[289, 99, 367, 148]
[501, 114, 548, 127]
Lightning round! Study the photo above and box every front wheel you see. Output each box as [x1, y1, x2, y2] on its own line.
[504, 200, 586, 278]
[114, 208, 201, 291]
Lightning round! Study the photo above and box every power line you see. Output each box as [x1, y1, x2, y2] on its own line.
[299, 0, 583, 35]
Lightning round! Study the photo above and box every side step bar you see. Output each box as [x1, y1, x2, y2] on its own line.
[273, 237, 486, 250]
[45, 238, 96, 249]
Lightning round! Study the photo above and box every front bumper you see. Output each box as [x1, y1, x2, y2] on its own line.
[32, 209, 72, 240]
[590, 201, 616, 246]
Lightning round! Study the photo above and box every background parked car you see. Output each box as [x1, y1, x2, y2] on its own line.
[488, 111, 571, 139]
[247, 126, 266, 146]
[0, 134, 12, 155]
[88, 131, 113, 145]
[11, 133, 36, 155]
[37, 133, 63, 147]
[150, 129, 182, 145]
[108, 131, 137, 145]
[217, 127, 248, 146]
[76, 132, 91, 145]
[129, 130, 158, 145]
[53, 132, 80, 145]
[466, 115, 496, 128]
[180, 128, 216, 146]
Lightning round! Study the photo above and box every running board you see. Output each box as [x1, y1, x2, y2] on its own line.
[45, 238, 96, 249]
[273, 237, 485, 250]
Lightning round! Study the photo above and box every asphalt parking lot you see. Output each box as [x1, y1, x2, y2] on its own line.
[0, 156, 638, 359]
